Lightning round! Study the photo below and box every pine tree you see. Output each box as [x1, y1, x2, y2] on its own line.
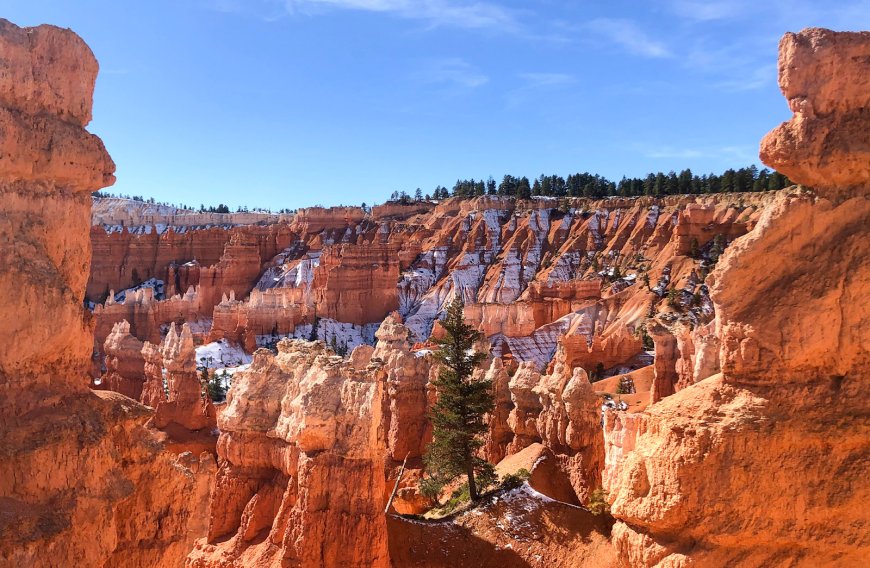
[207, 372, 227, 402]
[517, 177, 532, 200]
[486, 176, 497, 195]
[422, 296, 495, 502]
[309, 312, 320, 341]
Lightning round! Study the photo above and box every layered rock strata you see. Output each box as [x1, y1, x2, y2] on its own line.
[603, 28, 870, 567]
[0, 19, 213, 568]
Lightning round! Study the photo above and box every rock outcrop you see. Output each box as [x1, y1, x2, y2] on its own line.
[152, 323, 216, 432]
[100, 320, 146, 400]
[494, 347, 604, 504]
[387, 483, 617, 567]
[187, 340, 390, 567]
[0, 19, 213, 568]
[100, 189, 765, 386]
[374, 313, 431, 462]
[759, 28, 870, 197]
[604, 28, 870, 567]
[93, 285, 206, 371]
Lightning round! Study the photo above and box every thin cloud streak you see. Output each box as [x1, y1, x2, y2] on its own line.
[282, 0, 521, 31]
[419, 58, 489, 88]
[668, 0, 748, 22]
[517, 72, 575, 87]
[506, 72, 576, 109]
[586, 18, 672, 59]
[716, 64, 776, 92]
[645, 145, 754, 162]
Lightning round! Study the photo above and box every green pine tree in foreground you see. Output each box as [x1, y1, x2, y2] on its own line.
[422, 295, 496, 502]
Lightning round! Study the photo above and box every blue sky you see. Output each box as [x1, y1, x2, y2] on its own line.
[5, 1, 869, 210]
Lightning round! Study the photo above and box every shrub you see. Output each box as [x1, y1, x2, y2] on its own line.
[588, 488, 611, 516]
[667, 287, 680, 308]
[433, 483, 471, 516]
[616, 375, 635, 395]
[501, 468, 531, 490]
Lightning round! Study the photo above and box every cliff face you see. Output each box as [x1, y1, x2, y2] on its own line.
[88, 223, 293, 308]
[0, 19, 114, 410]
[110, 191, 763, 371]
[603, 28, 870, 568]
[0, 19, 214, 567]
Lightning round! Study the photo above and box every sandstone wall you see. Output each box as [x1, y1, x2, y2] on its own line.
[604, 28, 870, 567]
[0, 19, 213, 567]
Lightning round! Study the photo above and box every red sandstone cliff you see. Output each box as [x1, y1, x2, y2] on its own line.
[603, 28, 870, 568]
[0, 19, 214, 567]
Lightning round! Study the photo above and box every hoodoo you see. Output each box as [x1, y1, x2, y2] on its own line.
[604, 28, 870, 568]
[0, 20, 213, 567]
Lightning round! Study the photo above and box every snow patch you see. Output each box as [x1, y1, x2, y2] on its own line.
[284, 318, 380, 352]
[114, 278, 164, 303]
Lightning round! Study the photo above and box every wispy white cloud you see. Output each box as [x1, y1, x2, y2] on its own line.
[506, 72, 575, 108]
[281, 0, 521, 30]
[668, 0, 748, 22]
[517, 72, 575, 87]
[669, 0, 870, 28]
[418, 58, 489, 88]
[586, 18, 672, 59]
[716, 63, 776, 92]
[645, 145, 754, 162]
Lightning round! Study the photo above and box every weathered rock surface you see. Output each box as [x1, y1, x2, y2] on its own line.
[492, 345, 605, 504]
[387, 483, 617, 567]
[152, 323, 216, 432]
[0, 19, 213, 568]
[760, 28, 870, 197]
[604, 28, 870, 567]
[100, 320, 146, 400]
[374, 313, 430, 462]
[187, 340, 390, 567]
[93, 285, 206, 371]
[98, 190, 765, 384]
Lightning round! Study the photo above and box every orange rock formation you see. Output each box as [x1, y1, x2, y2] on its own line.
[0, 19, 213, 568]
[100, 320, 146, 400]
[6, 16, 866, 568]
[187, 340, 390, 567]
[759, 29, 870, 197]
[152, 323, 217, 432]
[603, 28, 870, 567]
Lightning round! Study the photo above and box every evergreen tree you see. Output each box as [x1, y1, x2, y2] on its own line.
[422, 296, 495, 502]
[309, 312, 320, 341]
[486, 176, 497, 195]
[207, 372, 227, 402]
[517, 177, 532, 200]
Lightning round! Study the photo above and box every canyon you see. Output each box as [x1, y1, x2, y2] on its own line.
[0, 17, 867, 568]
